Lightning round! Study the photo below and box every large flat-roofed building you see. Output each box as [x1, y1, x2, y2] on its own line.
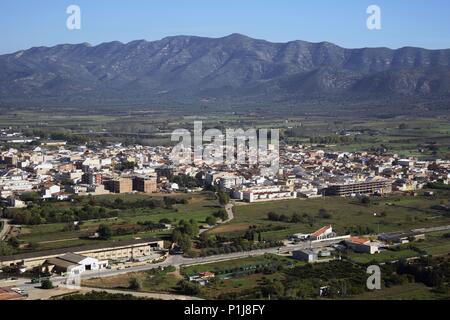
[103, 177, 133, 194]
[233, 185, 297, 203]
[325, 178, 392, 197]
[132, 176, 157, 193]
[0, 238, 164, 270]
[42, 253, 106, 276]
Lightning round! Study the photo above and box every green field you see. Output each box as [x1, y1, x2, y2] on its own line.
[15, 192, 220, 252]
[209, 190, 450, 241]
[83, 267, 180, 293]
[181, 254, 299, 276]
[346, 248, 420, 264]
[350, 282, 449, 300]
[3, 110, 449, 159]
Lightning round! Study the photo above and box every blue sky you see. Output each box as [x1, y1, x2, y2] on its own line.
[0, 0, 449, 54]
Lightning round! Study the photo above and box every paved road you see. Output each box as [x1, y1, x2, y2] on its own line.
[223, 203, 234, 223]
[62, 238, 342, 281]
[0, 219, 11, 241]
[199, 203, 234, 234]
[411, 225, 450, 234]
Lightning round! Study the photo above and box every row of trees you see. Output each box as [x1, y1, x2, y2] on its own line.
[3, 205, 118, 225]
[267, 209, 331, 224]
[310, 135, 355, 144]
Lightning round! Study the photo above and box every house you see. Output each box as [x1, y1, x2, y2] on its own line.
[41, 184, 61, 199]
[292, 249, 317, 263]
[344, 237, 381, 254]
[199, 272, 215, 280]
[309, 225, 335, 241]
[188, 272, 216, 286]
[6, 197, 26, 208]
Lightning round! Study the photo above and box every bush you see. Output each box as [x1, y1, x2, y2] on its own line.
[41, 279, 54, 290]
[206, 216, 217, 226]
[97, 224, 112, 240]
[177, 280, 201, 295]
[129, 277, 141, 290]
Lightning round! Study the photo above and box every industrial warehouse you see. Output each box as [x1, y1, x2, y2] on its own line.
[0, 238, 165, 275]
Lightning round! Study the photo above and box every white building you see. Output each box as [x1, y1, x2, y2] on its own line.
[345, 237, 381, 254]
[44, 253, 107, 276]
[310, 225, 334, 241]
[233, 185, 297, 203]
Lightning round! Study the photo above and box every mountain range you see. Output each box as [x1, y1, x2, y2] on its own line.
[1, 33, 450, 113]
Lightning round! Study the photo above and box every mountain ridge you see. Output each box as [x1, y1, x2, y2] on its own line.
[1, 34, 450, 112]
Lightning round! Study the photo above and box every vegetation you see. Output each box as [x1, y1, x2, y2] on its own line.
[3, 204, 118, 225]
[128, 277, 141, 290]
[172, 219, 199, 253]
[0, 242, 15, 257]
[41, 279, 54, 290]
[211, 190, 450, 241]
[60, 291, 148, 300]
[176, 280, 201, 295]
[97, 224, 112, 240]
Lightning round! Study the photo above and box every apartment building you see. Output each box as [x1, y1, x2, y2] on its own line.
[325, 178, 392, 197]
[132, 176, 157, 193]
[103, 177, 133, 194]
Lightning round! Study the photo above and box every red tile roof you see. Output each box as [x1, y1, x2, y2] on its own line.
[311, 225, 332, 237]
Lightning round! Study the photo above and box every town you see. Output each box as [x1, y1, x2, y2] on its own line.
[0, 125, 449, 300]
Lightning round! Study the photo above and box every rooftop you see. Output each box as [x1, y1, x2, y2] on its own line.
[0, 237, 161, 262]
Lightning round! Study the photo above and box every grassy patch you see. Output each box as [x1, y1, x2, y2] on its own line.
[213, 191, 450, 241]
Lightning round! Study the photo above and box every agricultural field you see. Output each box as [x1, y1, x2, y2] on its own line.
[12, 192, 221, 253]
[82, 266, 181, 293]
[349, 282, 448, 300]
[209, 190, 450, 241]
[284, 116, 450, 160]
[181, 254, 299, 277]
[3, 109, 448, 160]
[346, 247, 420, 264]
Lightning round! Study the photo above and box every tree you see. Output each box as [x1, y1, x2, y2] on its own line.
[206, 216, 217, 226]
[178, 234, 192, 253]
[172, 230, 192, 253]
[41, 279, 54, 290]
[97, 224, 112, 240]
[0, 242, 14, 257]
[318, 209, 332, 219]
[129, 277, 141, 290]
[217, 191, 230, 206]
[177, 280, 201, 295]
[214, 209, 229, 221]
[262, 281, 285, 298]
[360, 196, 371, 205]
[267, 212, 280, 221]
[8, 237, 20, 249]
[159, 218, 171, 224]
